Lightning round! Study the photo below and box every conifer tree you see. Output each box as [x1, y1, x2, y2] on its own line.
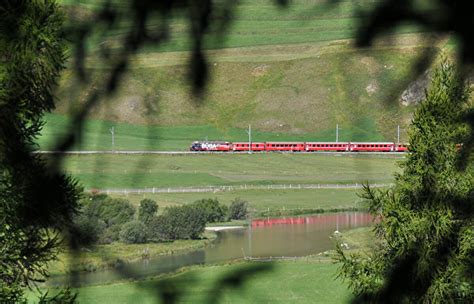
[336, 59, 474, 303]
[1, 1, 79, 302]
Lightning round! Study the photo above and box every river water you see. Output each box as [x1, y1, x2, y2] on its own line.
[48, 212, 372, 286]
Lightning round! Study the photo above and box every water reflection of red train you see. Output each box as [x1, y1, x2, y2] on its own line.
[251, 212, 374, 228]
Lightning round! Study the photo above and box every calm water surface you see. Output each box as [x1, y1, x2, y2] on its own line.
[48, 212, 372, 286]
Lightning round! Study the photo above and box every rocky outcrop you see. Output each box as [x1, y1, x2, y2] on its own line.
[400, 72, 430, 106]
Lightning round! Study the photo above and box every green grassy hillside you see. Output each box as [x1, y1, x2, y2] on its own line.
[58, 153, 399, 189]
[60, 0, 420, 53]
[39, 0, 435, 151]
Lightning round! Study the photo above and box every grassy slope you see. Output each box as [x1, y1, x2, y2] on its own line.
[32, 262, 351, 304]
[110, 188, 364, 212]
[47, 48, 419, 150]
[39, 0, 431, 151]
[61, 0, 418, 53]
[58, 153, 400, 189]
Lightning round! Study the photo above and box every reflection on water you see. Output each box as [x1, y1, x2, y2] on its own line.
[207, 212, 372, 261]
[48, 212, 372, 286]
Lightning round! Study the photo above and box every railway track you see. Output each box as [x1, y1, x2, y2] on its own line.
[34, 150, 407, 155]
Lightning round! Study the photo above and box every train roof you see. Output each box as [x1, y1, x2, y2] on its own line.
[233, 142, 265, 144]
[305, 142, 350, 144]
[265, 141, 306, 144]
[350, 142, 396, 144]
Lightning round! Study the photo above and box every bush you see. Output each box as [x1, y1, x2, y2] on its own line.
[148, 215, 173, 242]
[119, 221, 148, 244]
[138, 199, 158, 224]
[191, 198, 227, 223]
[73, 215, 105, 245]
[76, 195, 136, 244]
[228, 198, 248, 220]
[80, 195, 135, 226]
[99, 224, 122, 244]
[149, 205, 206, 240]
[99, 198, 135, 226]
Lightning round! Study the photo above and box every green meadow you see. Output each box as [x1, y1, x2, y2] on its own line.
[31, 261, 351, 304]
[37, 113, 390, 151]
[111, 188, 365, 212]
[59, 0, 422, 53]
[57, 153, 401, 189]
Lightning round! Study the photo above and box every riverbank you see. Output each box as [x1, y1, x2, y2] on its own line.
[48, 231, 217, 275]
[205, 226, 245, 231]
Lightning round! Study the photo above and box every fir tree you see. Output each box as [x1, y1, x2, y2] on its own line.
[1, 1, 80, 302]
[336, 59, 474, 303]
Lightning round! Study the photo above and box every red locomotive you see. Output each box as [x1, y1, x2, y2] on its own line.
[190, 141, 409, 152]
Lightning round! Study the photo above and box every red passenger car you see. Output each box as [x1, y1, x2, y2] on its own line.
[394, 143, 409, 152]
[305, 142, 350, 152]
[350, 142, 394, 152]
[232, 142, 266, 151]
[265, 142, 305, 152]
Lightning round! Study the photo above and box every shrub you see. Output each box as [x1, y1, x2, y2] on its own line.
[99, 198, 135, 226]
[119, 221, 148, 244]
[149, 205, 206, 240]
[73, 215, 105, 245]
[99, 224, 122, 244]
[76, 195, 136, 244]
[191, 198, 227, 223]
[80, 195, 135, 227]
[228, 198, 248, 220]
[138, 199, 158, 224]
[148, 215, 173, 242]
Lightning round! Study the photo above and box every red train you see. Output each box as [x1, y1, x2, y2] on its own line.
[190, 141, 409, 152]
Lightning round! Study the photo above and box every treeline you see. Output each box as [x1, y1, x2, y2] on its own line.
[74, 195, 248, 245]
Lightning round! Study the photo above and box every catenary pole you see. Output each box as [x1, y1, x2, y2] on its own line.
[110, 126, 115, 151]
[397, 125, 400, 143]
[247, 125, 252, 153]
